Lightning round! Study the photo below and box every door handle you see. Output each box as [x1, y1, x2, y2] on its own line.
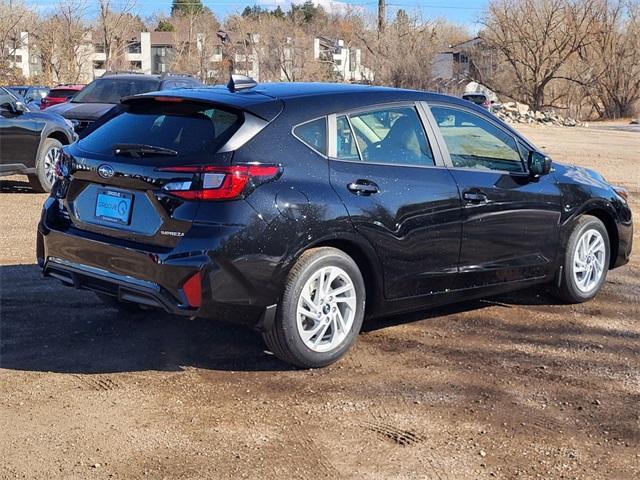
[462, 190, 488, 203]
[347, 180, 379, 196]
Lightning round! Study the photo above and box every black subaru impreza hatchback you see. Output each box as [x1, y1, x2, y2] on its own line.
[38, 78, 633, 368]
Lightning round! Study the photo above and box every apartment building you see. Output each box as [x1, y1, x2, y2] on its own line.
[314, 36, 373, 83]
[7, 30, 371, 85]
[5, 32, 41, 78]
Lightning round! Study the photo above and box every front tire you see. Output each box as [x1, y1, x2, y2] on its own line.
[263, 247, 366, 368]
[553, 215, 610, 303]
[29, 138, 62, 193]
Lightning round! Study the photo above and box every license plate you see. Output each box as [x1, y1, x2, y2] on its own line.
[95, 190, 133, 224]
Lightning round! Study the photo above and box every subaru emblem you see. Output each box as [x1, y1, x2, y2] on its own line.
[97, 164, 115, 179]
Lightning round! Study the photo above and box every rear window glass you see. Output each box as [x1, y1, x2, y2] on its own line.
[77, 102, 243, 158]
[293, 118, 326, 155]
[463, 95, 487, 104]
[49, 89, 79, 98]
[72, 78, 160, 104]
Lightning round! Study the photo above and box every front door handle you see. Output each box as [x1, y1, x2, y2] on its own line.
[347, 180, 379, 196]
[462, 190, 488, 203]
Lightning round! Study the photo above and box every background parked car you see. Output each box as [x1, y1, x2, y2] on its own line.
[1, 87, 37, 112]
[6, 85, 50, 110]
[0, 87, 76, 192]
[462, 92, 492, 109]
[46, 72, 202, 134]
[40, 84, 85, 110]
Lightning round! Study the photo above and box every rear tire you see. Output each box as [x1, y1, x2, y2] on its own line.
[29, 138, 62, 193]
[552, 215, 610, 303]
[263, 247, 366, 368]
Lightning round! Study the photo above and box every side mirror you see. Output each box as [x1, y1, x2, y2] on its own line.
[14, 101, 26, 113]
[528, 151, 552, 176]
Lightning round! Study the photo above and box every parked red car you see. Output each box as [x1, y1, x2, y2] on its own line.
[40, 84, 84, 110]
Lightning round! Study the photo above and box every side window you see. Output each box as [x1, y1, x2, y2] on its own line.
[293, 117, 327, 155]
[335, 115, 359, 160]
[349, 106, 435, 166]
[0, 94, 16, 112]
[431, 106, 524, 173]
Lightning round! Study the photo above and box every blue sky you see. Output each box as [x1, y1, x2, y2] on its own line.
[31, 0, 487, 29]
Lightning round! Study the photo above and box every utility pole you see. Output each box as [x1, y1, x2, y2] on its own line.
[378, 0, 386, 34]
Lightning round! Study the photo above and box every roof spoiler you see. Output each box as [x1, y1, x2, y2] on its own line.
[227, 74, 257, 92]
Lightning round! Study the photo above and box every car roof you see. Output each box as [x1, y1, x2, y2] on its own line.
[8, 85, 48, 88]
[96, 74, 161, 81]
[130, 82, 474, 121]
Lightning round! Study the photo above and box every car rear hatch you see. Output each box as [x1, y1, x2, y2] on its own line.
[55, 93, 283, 249]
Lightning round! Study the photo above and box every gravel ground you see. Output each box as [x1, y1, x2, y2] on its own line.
[0, 124, 638, 479]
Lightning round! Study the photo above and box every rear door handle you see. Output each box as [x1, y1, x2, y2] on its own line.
[347, 180, 379, 196]
[462, 190, 488, 203]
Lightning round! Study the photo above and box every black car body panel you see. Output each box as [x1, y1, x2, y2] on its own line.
[38, 83, 633, 328]
[0, 87, 75, 176]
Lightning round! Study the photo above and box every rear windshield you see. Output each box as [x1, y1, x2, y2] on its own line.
[77, 101, 243, 158]
[72, 78, 160, 104]
[49, 89, 80, 99]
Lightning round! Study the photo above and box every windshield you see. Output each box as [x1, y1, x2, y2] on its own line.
[77, 101, 243, 158]
[7, 87, 28, 97]
[72, 78, 160, 104]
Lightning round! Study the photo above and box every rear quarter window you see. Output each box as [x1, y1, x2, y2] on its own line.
[293, 118, 327, 155]
[77, 101, 243, 158]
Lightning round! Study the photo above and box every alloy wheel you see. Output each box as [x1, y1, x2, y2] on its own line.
[573, 228, 606, 293]
[43, 146, 61, 187]
[296, 266, 357, 353]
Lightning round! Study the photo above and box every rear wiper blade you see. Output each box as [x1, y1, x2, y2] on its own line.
[113, 143, 178, 157]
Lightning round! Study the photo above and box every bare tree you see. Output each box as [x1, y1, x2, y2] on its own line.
[355, 11, 465, 90]
[584, 0, 640, 118]
[97, 0, 140, 70]
[477, 0, 599, 111]
[169, 8, 220, 80]
[33, 0, 91, 84]
[0, 0, 34, 83]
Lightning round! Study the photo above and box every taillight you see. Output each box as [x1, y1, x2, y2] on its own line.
[158, 164, 281, 201]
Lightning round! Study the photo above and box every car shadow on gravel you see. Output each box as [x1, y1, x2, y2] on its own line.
[0, 264, 634, 375]
[0, 179, 36, 193]
[0, 264, 293, 373]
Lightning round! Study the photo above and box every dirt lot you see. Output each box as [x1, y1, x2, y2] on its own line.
[1, 124, 638, 479]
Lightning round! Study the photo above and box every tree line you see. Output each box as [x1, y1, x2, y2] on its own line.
[0, 0, 637, 119]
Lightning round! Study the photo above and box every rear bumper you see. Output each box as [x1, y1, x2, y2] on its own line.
[44, 257, 195, 316]
[37, 215, 283, 328]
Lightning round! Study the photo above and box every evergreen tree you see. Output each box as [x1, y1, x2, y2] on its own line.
[171, 0, 204, 16]
[156, 19, 174, 32]
[272, 5, 285, 19]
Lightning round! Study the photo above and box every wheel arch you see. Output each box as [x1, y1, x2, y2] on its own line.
[580, 207, 619, 269]
[46, 129, 72, 145]
[293, 234, 385, 316]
